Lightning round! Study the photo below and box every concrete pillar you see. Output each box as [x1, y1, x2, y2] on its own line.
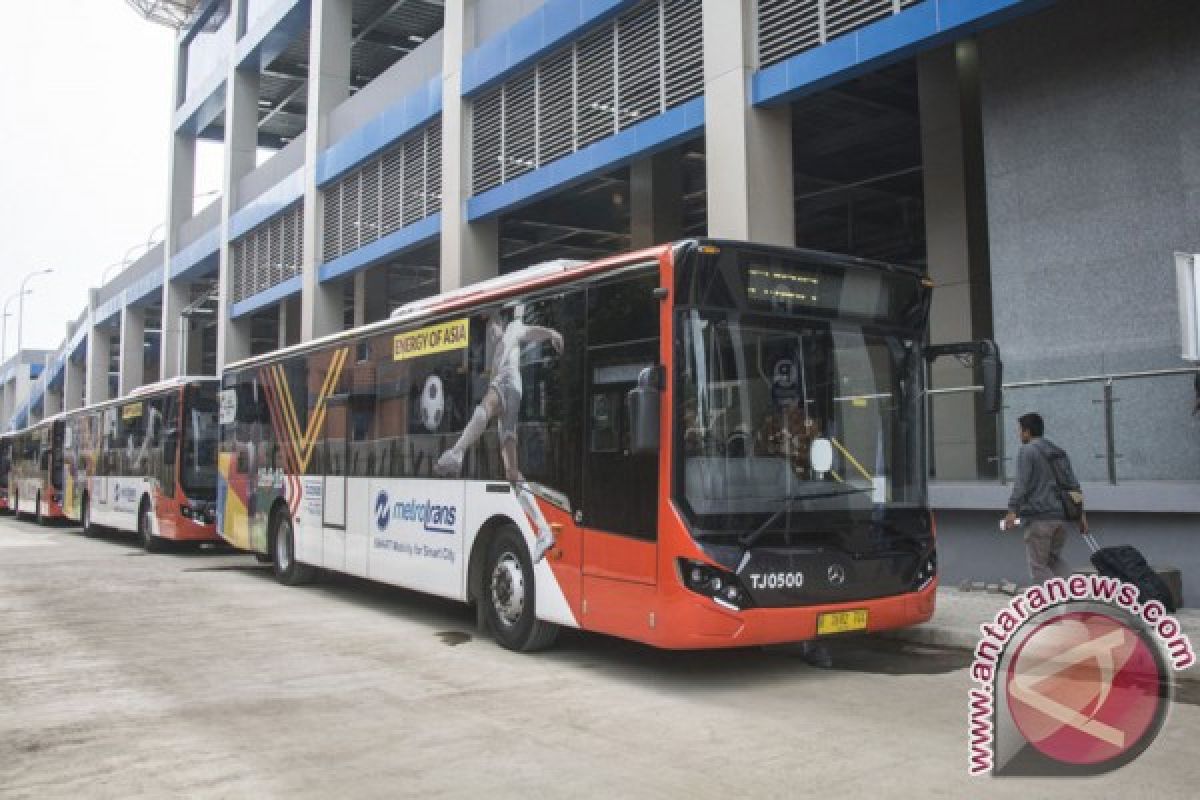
[352, 271, 367, 328]
[0, 375, 11, 429]
[119, 304, 146, 395]
[14, 367, 32, 424]
[64, 355, 85, 412]
[161, 34, 198, 380]
[701, 0, 794, 245]
[630, 150, 684, 249]
[440, 0, 500, 290]
[300, 0, 353, 341]
[366, 268, 391, 324]
[85, 296, 112, 407]
[218, 1, 258, 371]
[43, 383, 62, 417]
[186, 313, 206, 375]
[919, 42, 996, 478]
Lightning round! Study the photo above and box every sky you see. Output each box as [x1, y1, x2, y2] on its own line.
[0, 1, 223, 361]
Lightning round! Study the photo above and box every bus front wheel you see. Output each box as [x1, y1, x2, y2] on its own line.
[139, 500, 164, 553]
[483, 524, 559, 652]
[271, 511, 315, 586]
[82, 494, 99, 537]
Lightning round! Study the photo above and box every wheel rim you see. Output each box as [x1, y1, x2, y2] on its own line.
[276, 520, 293, 571]
[490, 551, 526, 628]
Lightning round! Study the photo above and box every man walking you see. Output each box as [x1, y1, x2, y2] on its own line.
[1001, 413, 1088, 582]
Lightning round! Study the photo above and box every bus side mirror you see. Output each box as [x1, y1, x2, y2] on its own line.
[925, 339, 1003, 415]
[627, 367, 662, 455]
[978, 340, 1003, 415]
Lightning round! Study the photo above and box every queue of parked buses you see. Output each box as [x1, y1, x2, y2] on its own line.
[0, 241, 989, 652]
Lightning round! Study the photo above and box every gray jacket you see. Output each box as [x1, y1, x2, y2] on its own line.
[1007, 438, 1075, 521]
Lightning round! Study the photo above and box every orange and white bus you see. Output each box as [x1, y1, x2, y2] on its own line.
[0, 432, 13, 512]
[62, 378, 222, 551]
[9, 415, 67, 524]
[216, 240, 999, 651]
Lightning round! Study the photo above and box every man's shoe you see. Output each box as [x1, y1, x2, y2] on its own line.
[433, 449, 463, 477]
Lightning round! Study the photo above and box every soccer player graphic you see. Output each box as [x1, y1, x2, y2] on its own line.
[434, 305, 564, 562]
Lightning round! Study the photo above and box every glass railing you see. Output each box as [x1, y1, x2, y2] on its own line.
[928, 368, 1200, 484]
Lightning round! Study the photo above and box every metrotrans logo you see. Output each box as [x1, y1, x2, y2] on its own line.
[373, 490, 457, 535]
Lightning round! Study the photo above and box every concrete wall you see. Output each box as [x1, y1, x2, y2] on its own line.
[236, 132, 307, 207]
[472, 0, 544, 48]
[177, 196, 224, 251]
[979, 0, 1200, 483]
[937, 509, 1200, 608]
[326, 31, 444, 144]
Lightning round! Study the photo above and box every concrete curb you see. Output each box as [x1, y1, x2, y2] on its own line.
[882, 620, 1200, 685]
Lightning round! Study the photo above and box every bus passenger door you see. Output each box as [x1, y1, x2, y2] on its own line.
[580, 271, 661, 591]
[322, 396, 348, 572]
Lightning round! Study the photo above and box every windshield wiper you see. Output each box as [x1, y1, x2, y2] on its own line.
[738, 486, 874, 549]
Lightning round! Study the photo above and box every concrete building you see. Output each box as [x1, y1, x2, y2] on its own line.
[9, 0, 1200, 597]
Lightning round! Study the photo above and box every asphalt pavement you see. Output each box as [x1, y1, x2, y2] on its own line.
[3, 515, 1199, 799]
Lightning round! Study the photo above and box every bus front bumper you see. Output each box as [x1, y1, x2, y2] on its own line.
[649, 579, 937, 650]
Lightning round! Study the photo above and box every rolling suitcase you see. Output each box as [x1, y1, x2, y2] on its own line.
[1083, 532, 1176, 612]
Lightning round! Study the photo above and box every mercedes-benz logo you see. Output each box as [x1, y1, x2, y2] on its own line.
[827, 564, 846, 586]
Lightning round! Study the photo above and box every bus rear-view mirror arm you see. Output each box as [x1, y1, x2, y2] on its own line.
[925, 339, 1003, 414]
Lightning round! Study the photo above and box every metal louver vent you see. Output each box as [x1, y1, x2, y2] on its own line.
[757, 0, 922, 69]
[231, 202, 304, 304]
[320, 118, 443, 264]
[470, 0, 704, 196]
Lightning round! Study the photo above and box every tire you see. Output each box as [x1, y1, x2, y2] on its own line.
[139, 499, 164, 553]
[81, 494, 99, 537]
[483, 524, 559, 652]
[270, 510, 315, 586]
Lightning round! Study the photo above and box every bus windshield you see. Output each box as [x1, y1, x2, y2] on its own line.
[180, 385, 219, 499]
[677, 309, 924, 533]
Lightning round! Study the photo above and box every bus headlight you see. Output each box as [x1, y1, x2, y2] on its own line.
[181, 501, 215, 525]
[678, 559, 752, 610]
[913, 552, 937, 590]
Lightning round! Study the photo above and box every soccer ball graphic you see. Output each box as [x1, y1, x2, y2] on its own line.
[420, 374, 444, 432]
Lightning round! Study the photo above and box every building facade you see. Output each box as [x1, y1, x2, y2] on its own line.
[9, 0, 1200, 597]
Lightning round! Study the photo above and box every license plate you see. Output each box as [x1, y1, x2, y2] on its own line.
[816, 609, 868, 635]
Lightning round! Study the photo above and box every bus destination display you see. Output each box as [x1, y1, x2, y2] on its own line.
[745, 264, 821, 310]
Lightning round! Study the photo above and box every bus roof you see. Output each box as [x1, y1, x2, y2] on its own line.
[224, 243, 674, 373]
[222, 238, 927, 374]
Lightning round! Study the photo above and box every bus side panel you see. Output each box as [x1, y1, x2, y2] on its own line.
[461, 483, 580, 628]
[365, 477, 465, 601]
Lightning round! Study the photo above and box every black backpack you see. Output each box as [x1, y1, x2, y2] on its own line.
[1036, 444, 1084, 521]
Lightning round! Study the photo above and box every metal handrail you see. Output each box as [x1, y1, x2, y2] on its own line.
[928, 366, 1200, 395]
